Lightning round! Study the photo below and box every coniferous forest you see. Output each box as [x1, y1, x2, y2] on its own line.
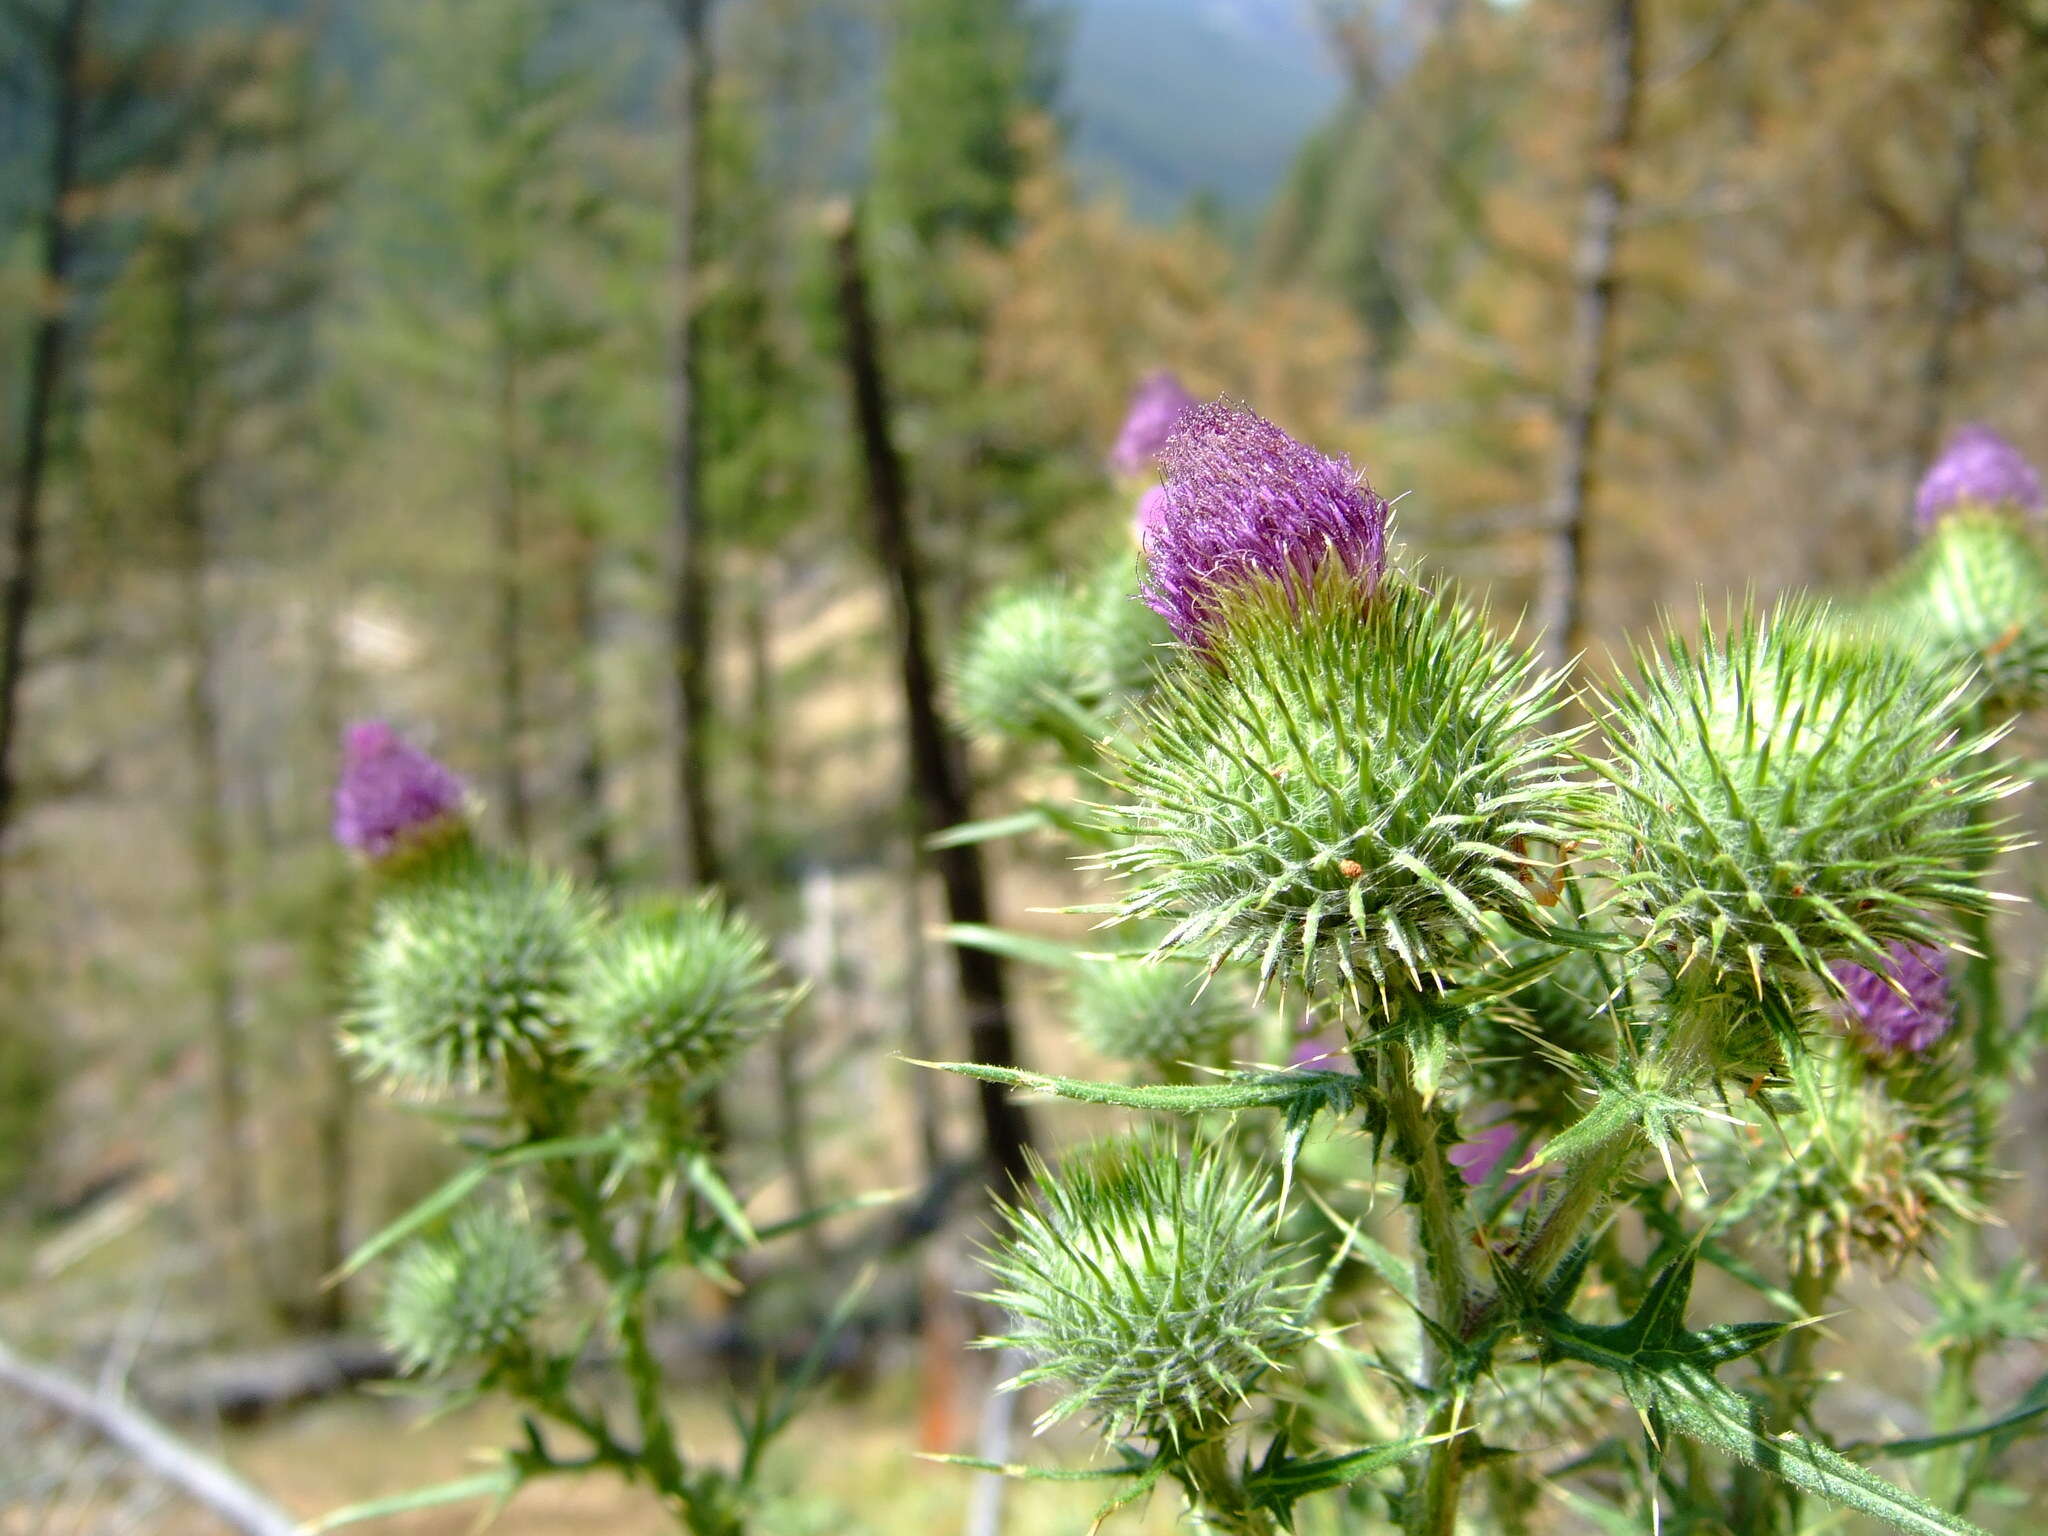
[6, 2, 2048, 1532]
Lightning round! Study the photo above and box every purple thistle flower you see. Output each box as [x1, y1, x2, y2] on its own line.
[1132, 485, 1169, 546]
[1448, 1108, 1543, 1206]
[1110, 370, 1198, 475]
[1914, 424, 2044, 531]
[1832, 940, 1955, 1055]
[1287, 1025, 1356, 1073]
[1140, 402, 1389, 649]
[333, 720, 466, 858]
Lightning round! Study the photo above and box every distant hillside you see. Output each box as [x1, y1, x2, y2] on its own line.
[1060, 0, 1343, 219]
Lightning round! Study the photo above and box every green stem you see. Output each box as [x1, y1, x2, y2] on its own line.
[1179, 1436, 1277, 1536]
[1377, 1036, 1471, 1536]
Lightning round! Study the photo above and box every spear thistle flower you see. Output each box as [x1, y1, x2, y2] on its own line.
[1110, 370, 1197, 475]
[1831, 940, 1954, 1055]
[333, 720, 466, 858]
[1140, 402, 1388, 649]
[1915, 424, 2043, 530]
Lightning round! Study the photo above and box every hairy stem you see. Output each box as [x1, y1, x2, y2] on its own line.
[1377, 1035, 1471, 1536]
[1179, 1436, 1277, 1536]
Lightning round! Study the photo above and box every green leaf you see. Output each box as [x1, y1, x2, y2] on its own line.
[910, 1059, 1365, 1117]
[1245, 1435, 1437, 1518]
[753, 1186, 907, 1245]
[937, 923, 1089, 971]
[918, 1453, 1152, 1482]
[926, 810, 1052, 850]
[324, 1132, 622, 1286]
[1853, 1393, 2048, 1462]
[685, 1153, 756, 1246]
[303, 1470, 517, 1532]
[1657, 1369, 1992, 1536]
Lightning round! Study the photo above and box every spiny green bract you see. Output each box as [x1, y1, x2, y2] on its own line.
[1588, 599, 2016, 988]
[980, 1136, 1311, 1442]
[1874, 509, 2048, 714]
[1069, 956, 1246, 1068]
[1099, 569, 1582, 1008]
[379, 1205, 557, 1376]
[350, 851, 600, 1096]
[568, 894, 786, 1084]
[952, 581, 1100, 746]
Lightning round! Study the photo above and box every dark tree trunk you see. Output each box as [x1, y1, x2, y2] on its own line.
[826, 203, 1033, 1190]
[568, 520, 614, 888]
[0, 0, 91, 944]
[666, 0, 721, 891]
[488, 325, 531, 846]
[1541, 0, 1643, 673]
[160, 231, 267, 1321]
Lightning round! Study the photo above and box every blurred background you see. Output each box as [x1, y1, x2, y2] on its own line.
[2, 0, 2047, 1529]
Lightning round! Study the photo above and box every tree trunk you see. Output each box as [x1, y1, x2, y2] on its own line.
[568, 519, 614, 887]
[488, 325, 531, 846]
[666, 0, 721, 891]
[826, 203, 1033, 1190]
[161, 231, 267, 1323]
[0, 0, 91, 946]
[1540, 0, 1643, 674]
[1903, 2, 1989, 550]
[304, 591, 353, 1330]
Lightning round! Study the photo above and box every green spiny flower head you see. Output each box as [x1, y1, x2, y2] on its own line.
[1069, 956, 1246, 1068]
[1874, 508, 2048, 714]
[1084, 553, 1170, 707]
[569, 894, 786, 1085]
[952, 581, 1101, 748]
[351, 851, 600, 1097]
[1100, 564, 1583, 1007]
[378, 1205, 557, 1376]
[1589, 599, 2017, 988]
[1702, 1044, 1986, 1274]
[981, 1136, 1311, 1442]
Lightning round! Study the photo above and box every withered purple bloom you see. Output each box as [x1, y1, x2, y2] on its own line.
[1832, 940, 1954, 1055]
[1110, 370, 1198, 476]
[1140, 402, 1389, 649]
[1914, 424, 2043, 530]
[333, 720, 466, 858]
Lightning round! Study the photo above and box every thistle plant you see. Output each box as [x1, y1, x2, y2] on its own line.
[925, 408, 2048, 1535]
[319, 724, 852, 1536]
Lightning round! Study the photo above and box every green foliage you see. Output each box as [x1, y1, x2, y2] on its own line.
[569, 894, 787, 1087]
[981, 1136, 1312, 1442]
[350, 850, 600, 1095]
[1102, 568, 1582, 1005]
[379, 1203, 558, 1376]
[1589, 599, 2017, 987]
[1069, 955, 1246, 1068]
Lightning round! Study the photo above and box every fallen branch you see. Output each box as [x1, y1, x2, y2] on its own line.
[0, 1333, 298, 1536]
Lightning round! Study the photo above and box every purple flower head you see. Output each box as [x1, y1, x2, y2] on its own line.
[1287, 1025, 1357, 1073]
[1914, 424, 2044, 531]
[1831, 940, 1954, 1055]
[1132, 485, 1169, 546]
[1139, 402, 1389, 649]
[333, 720, 467, 859]
[1448, 1108, 1543, 1206]
[1109, 370, 1198, 475]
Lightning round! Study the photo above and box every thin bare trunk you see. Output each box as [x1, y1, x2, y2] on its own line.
[489, 330, 531, 845]
[826, 202, 1033, 1189]
[1903, 4, 1989, 550]
[1541, 0, 1643, 673]
[568, 521, 614, 887]
[305, 593, 352, 1329]
[666, 0, 721, 890]
[0, 0, 91, 945]
[161, 232, 265, 1321]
